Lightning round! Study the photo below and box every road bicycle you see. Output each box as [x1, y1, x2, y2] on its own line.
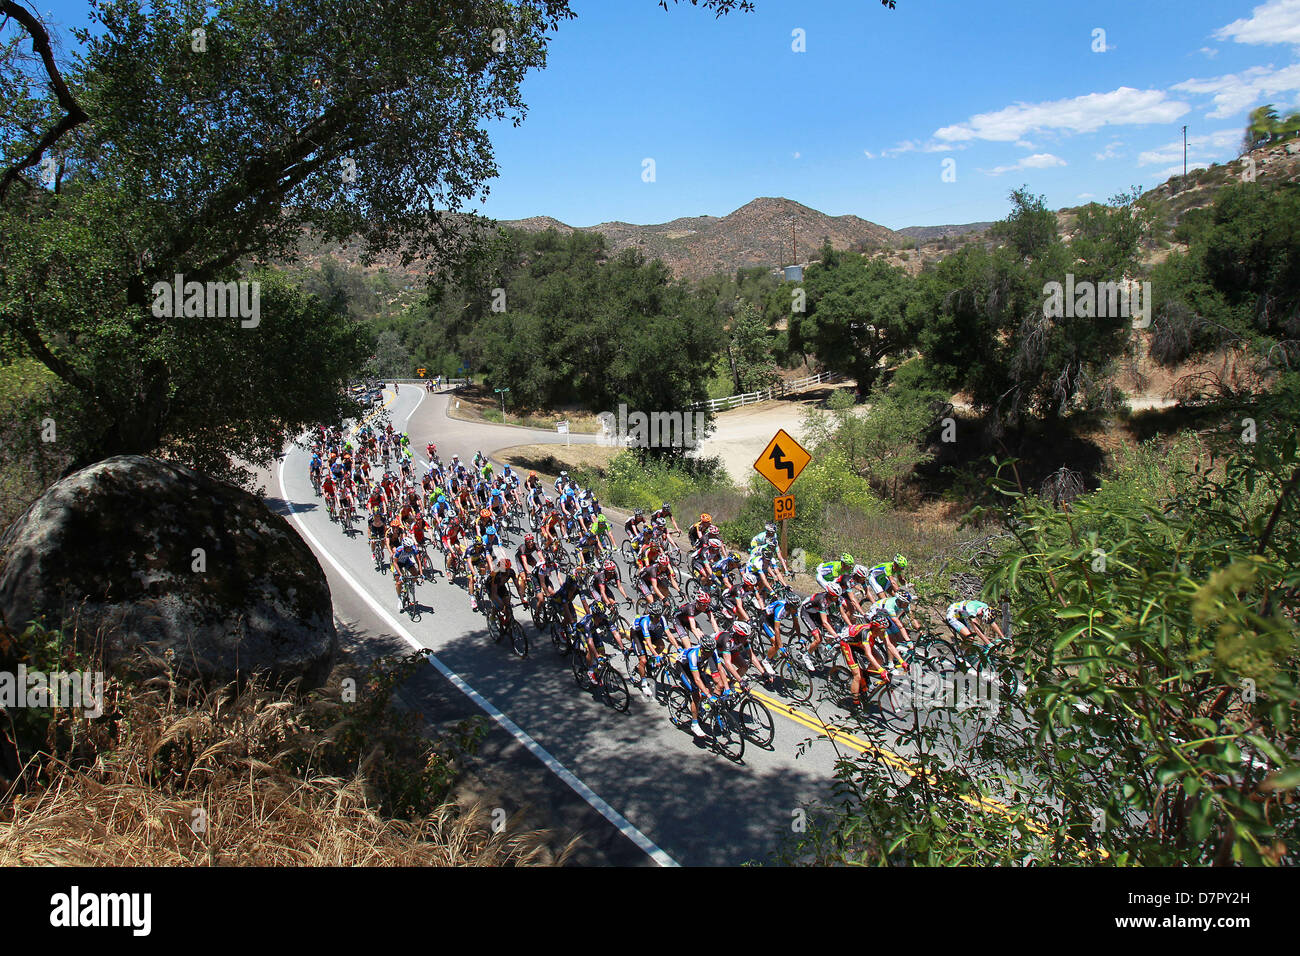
[395, 568, 417, 612]
[570, 631, 631, 713]
[728, 677, 776, 750]
[485, 595, 529, 657]
[666, 678, 745, 761]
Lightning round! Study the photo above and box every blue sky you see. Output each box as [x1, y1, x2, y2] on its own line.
[27, 0, 1300, 229]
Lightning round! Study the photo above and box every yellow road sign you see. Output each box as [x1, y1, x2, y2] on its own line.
[754, 429, 811, 494]
[416, 368, 427, 377]
[774, 494, 795, 522]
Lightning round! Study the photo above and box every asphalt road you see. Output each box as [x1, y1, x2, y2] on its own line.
[269, 384, 1004, 866]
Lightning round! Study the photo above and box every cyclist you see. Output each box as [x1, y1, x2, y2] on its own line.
[686, 512, 713, 548]
[796, 584, 843, 663]
[629, 612, 670, 696]
[672, 592, 720, 648]
[650, 502, 680, 536]
[831, 621, 890, 711]
[635, 554, 679, 605]
[815, 553, 855, 591]
[718, 619, 774, 681]
[946, 599, 1005, 648]
[391, 536, 420, 605]
[320, 473, 338, 519]
[309, 452, 323, 492]
[624, 508, 648, 539]
[678, 632, 726, 739]
[366, 507, 388, 564]
[577, 600, 627, 687]
[867, 554, 910, 598]
[748, 545, 787, 596]
[591, 558, 630, 608]
[487, 558, 521, 626]
[590, 510, 614, 552]
[749, 522, 790, 576]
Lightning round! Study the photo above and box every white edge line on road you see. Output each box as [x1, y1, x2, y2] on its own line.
[279, 387, 679, 868]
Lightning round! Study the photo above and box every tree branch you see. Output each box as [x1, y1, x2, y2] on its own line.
[0, 1, 89, 202]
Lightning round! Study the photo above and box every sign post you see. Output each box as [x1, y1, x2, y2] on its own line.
[754, 430, 810, 565]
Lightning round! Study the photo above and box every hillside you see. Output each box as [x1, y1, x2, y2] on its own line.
[295, 138, 1300, 288]
[502, 197, 900, 280]
[895, 222, 995, 242]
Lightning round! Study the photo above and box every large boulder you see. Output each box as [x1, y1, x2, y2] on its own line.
[0, 456, 336, 689]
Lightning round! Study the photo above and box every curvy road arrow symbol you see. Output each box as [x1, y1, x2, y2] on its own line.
[769, 444, 795, 480]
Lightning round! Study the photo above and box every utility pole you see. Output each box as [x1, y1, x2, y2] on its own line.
[1183, 125, 1188, 178]
[790, 216, 797, 265]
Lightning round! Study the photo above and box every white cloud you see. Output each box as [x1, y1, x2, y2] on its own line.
[1199, 46, 1220, 58]
[1215, 0, 1300, 46]
[1137, 128, 1241, 166]
[1154, 161, 1210, 179]
[1174, 63, 1300, 118]
[984, 152, 1067, 176]
[793, 151, 801, 159]
[863, 149, 876, 159]
[934, 87, 1190, 142]
[1094, 141, 1124, 160]
[1077, 192, 1096, 200]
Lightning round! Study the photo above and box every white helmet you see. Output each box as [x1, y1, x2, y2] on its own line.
[825, 582, 844, 598]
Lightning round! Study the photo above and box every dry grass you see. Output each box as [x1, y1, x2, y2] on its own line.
[496, 443, 620, 475]
[0, 653, 573, 866]
[446, 386, 603, 434]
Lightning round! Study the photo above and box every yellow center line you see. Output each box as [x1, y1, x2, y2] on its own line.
[751, 686, 1106, 860]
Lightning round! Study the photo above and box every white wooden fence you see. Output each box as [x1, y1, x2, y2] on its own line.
[690, 370, 844, 412]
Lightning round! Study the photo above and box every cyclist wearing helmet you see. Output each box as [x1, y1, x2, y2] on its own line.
[679, 632, 724, 738]
[624, 508, 648, 539]
[514, 532, 544, 588]
[867, 554, 909, 597]
[830, 620, 891, 710]
[748, 544, 788, 596]
[865, 593, 915, 670]
[796, 585, 842, 661]
[650, 502, 680, 535]
[945, 599, 1004, 648]
[630, 612, 670, 697]
[591, 557, 630, 607]
[687, 513, 713, 548]
[815, 553, 855, 588]
[487, 558, 520, 624]
[590, 511, 614, 552]
[636, 553, 680, 604]
[716, 619, 774, 682]
[673, 592, 720, 647]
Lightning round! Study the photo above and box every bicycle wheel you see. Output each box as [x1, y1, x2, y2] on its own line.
[620, 539, 637, 565]
[774, 656, 814, 704]
[571, 643, 589, 687]
[710, 707, 746, 761]
[531, 595, 550, 632]
[487, 611, 501, 644]
[738, 695, 775, 748]
[600, 666, 630, 713]
[652, 657, 675, 704]
[510, 621, 529, 658]
[550, 620, 570, 656]
[666, 687, 693, 730]
[684, 577, 700, 604]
